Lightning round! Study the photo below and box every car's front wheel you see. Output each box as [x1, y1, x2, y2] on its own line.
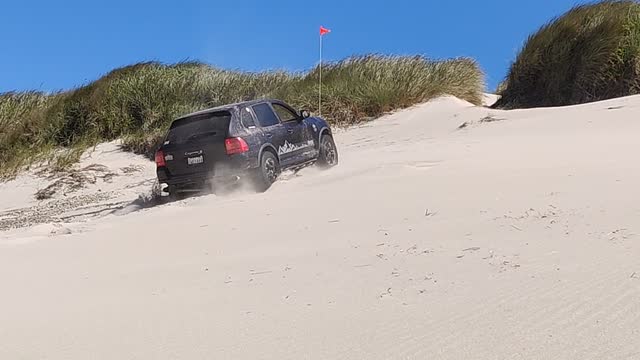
[252, 151, 280, 192]
[317, 134, 338, 168]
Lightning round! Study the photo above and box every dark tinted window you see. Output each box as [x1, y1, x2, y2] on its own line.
[272, 103, 298, 122]
[240, 107, 256, 128]
[166, 112, 230, 144]
[252, 103, 280, 127]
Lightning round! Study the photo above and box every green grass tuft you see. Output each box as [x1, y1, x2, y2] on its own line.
[0, 54, 483, 178]
[495, 0, 640, 109]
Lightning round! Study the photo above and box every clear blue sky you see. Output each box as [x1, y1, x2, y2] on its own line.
[1, 0, 582, 93]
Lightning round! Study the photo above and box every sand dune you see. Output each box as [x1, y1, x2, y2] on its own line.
[1, 94, 640, 359]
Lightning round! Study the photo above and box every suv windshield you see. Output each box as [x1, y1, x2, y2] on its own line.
[166, 111, 231, 144]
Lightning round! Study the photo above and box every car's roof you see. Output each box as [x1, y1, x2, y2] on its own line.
[176, 98, 282, 120]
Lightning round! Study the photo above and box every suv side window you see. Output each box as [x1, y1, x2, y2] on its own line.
[240, 107, 256, 128]
[252, 103, 280, 127]
[272, 103, 299, 122]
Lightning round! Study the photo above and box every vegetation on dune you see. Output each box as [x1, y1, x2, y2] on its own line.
[495, 0, 640, 109]
[274, 55, 484, 124]
[0, 54, 483, 178]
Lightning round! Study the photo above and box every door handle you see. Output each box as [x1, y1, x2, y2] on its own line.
[287, 129, 294, 134]
[265, 133, 273, 138]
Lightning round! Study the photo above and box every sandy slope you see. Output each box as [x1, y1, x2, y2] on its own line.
[1, 95, 640, 359]
[0, 142, 156, 234]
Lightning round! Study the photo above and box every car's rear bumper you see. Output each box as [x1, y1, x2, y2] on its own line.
[156, 158, 255, 189]
[157, 168, 211, 186]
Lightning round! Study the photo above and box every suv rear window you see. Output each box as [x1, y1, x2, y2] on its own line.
[166, 111, 231, 145]
[240, 107, 256, 128]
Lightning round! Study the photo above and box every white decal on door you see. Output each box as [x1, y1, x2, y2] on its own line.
[278, 140, 314, 156]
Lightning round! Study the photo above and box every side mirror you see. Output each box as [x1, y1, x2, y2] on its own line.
[300, 109, 311, 119]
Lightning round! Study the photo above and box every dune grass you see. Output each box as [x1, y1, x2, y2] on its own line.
[0, 54, 483, 178]
[495, 0, 640, 109]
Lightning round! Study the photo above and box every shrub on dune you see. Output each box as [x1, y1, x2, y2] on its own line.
[275, 55, 483, 126]
[0, 91, 60, 175]
[0, 54, 483, 177]
[495, 0, 640, 109]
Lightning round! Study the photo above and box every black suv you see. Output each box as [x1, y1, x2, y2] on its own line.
[155, 99, 338, 194]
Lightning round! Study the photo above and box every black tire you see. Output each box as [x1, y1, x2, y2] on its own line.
[252, 151, 280, 192]
[317, 134, 339, 168]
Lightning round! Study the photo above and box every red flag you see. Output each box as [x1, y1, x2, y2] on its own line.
[320, 26, 331, 36]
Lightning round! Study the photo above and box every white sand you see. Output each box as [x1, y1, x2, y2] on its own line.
[1, 95, 640, 359]
[482, 93, 500, 107]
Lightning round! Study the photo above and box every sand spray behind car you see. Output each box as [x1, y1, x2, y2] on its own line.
[205, 161, 259, 195]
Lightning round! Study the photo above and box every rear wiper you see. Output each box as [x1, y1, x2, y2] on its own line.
[187, 131, 217, 141]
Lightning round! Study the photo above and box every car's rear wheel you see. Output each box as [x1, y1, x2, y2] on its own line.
[252, 151, 280, 192]
[317, 134, 338, 168]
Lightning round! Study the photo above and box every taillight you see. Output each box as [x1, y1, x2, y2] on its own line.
[225, 137, 249, 155]
[155, 150, 166, 167]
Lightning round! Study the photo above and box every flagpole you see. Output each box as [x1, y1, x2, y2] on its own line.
[318, 26, 330, 116]
[319, 33, 323, 116]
